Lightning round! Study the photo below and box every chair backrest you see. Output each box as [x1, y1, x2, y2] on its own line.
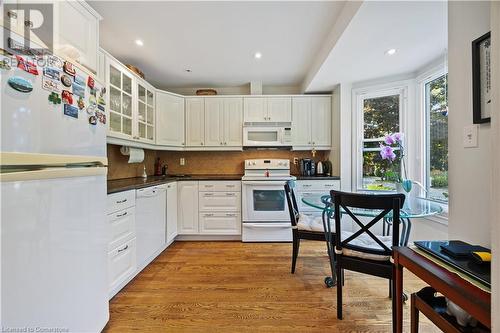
[284, 180, 299, 227]
[330, 190, 405, 256]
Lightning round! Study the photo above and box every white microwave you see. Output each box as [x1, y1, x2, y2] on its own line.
[243, 126, 292, 147]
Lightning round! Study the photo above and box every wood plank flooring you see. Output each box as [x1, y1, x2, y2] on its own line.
[104, 241, 440, 333]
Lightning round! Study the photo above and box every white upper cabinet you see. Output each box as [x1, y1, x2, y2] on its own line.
[136, 79, 155, 143]
[243, 97, 291, 123]
[267, 97, 292, 122]
[243, 97, 267, 122]
[156, 91, 185, 147]
[311, 96, 331, 147]
[292, 97, 312, 146]
[204, 98, 224, 146]
[54, 1, 101, 73]
[107, 56, 134, 140]
[223, 98, 243, 146]
[292, 96, 331, 149]
[185, 98, 205, 147]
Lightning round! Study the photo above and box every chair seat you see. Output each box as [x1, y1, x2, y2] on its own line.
[297, 213, 335, 232]
[340, 231, 392, 261]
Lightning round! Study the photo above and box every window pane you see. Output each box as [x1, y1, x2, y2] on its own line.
[427, 75, 448, 202]
[363, 95, 400, 139]
[362, 149, 401, 191]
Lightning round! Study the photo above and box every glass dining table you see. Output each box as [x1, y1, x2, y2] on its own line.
[301, 193, 444, 246]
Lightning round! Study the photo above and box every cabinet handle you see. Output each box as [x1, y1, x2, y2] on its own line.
[303, 184, 312, 187]
[225, 193, 235, 196]
[226, 213, 237, 217]
[204, 185, 214, 188]
[220, 142, 223, 145]
[204, 213, 214, 217]
[182, 142, 185, 145]
[204, 193, 214, 196]
[226, 185, 235, 188]
[116, 199, 127, 203]
[312, 142, 315, 145]
[116, 211, 128, 217]
[224, 142, 227, 145]
[308, 142, 311, 144]
[117, 245, 129, 253]
[201, 142, 204, 145]
[7, 11, 17, 19]
[24, 20, 33, 28]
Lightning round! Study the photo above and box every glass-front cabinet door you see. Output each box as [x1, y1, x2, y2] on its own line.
[107, 57, 134, 139]
[136, 80, 155, 143]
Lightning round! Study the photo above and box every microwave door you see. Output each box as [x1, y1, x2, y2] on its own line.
[244, 128, 285, 146]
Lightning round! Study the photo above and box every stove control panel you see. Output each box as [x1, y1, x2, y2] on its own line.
[244, 159, 290, 170]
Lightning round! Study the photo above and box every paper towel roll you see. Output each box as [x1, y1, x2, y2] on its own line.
[120, 146, 144, 164]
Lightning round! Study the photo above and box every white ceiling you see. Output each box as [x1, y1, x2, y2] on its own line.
[305, 1, 448, 92]
[89, 1, 346, 89]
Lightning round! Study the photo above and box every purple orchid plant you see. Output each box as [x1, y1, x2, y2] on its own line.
[379, 132, 412, 192]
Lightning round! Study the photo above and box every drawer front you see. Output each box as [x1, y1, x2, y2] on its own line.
[108, 207, 136, 251]
[108, 238, 137, 291]
[107, 190, 135, 214]
[199, 181, 241, 192]
[199, 192, 241, 211]
[199, 212, 241, 234]
[296, 180, 340, 191]
[242, 223, 292, 242]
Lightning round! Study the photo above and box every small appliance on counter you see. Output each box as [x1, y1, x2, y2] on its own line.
[299, 158, 316, 176]
[323, 159, 332, 176]
[316, 161, 324, 175]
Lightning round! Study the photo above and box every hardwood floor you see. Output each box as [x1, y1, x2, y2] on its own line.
[104, 241, 440, 333]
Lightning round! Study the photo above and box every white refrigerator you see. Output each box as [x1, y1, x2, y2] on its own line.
[1, 35, 109, 332]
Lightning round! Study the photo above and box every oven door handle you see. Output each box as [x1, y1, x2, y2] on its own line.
[244, 223, 290, 229]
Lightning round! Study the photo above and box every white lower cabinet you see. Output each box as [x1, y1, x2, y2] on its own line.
[178, 181, 242, 236]
[199, 212, 241, 234]
[166, 182, 178, 244]
[178, 181, 200, 234]
[107, 190, 137, 298]
[296, 179, 340, 217]
[108, 238, 137, 295]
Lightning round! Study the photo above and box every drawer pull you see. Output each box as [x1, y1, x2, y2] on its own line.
[226, 185, 236, 188]
[204, 213, 214, 217]
[204, 185, 214, 188]
[7, 11, 18, 19]
[117, 245, 129, 253]
[225, 193, 235, 196]
[225, 213, 237, 217]
[116, 211, 128, 218]
[204, 193, 214, 196]
[303, 184, 312, 187]
[116, 199, 127, 204]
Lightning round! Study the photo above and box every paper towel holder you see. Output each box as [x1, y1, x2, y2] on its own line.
[120, 146, 145, 164]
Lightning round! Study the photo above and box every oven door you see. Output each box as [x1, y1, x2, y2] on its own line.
[242, 180, 289, 221]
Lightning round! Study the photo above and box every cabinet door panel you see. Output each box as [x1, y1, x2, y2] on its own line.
[292, 97, 311, 146]
[267, 97, 291, 122]
[156, 92, 185, 146]
[311, 97, 331, 147]
[166, 182, 178, 244]
[204, 98, 223, 147]
[223, 98, 243, 146]
[55, 1, 99, 72]
[243, 98, 267, 122]
[185, 98, 205, 147]
[177, 182, 199, 234]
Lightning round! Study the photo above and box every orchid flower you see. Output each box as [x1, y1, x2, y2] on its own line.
[379, 144, 396, 162]
[384, 134, 395, 145]
[392, 132, 403, 143]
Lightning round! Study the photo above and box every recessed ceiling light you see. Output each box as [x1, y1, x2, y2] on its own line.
[254, 52, 262, 59]
[135, 39, 144, 46]
[385, 48, 397, 56]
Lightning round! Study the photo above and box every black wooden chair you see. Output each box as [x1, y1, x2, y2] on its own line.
[329, 190, 405, 332]
[284, 181, 333, 274]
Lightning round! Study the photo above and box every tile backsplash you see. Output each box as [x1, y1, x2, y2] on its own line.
[107, 144, 333, 180]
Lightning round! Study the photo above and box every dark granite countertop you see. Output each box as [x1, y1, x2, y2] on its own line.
[294, 175, 341, 180]
[107, 174, 243, 194]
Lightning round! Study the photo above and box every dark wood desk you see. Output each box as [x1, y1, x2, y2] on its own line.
[393, 246, 491, 333]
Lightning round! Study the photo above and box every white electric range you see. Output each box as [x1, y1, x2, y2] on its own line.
[241, 159, 296, 242]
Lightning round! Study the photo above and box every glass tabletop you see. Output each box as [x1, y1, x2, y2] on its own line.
[301, 193, 443, 219]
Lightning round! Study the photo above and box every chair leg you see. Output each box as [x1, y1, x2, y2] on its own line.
[389, 279, 393, 298]
[392, 274, 397, 333]
[411, 293, 419, 333]
[336, 259, 343, 320]
[291, 237, 300, 274]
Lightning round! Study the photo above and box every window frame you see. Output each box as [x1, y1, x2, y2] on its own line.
[354, 85, 408, 191]
[417, 67, 449, 223]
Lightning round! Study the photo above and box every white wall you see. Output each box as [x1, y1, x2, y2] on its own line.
[448, 1, 491, 247]
[490, 2, 499, 331]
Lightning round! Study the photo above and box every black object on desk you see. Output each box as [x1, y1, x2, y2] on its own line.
[414, 240, 491, 288]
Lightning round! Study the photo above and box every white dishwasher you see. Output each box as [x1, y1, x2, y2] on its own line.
[135, 184, 167, 271]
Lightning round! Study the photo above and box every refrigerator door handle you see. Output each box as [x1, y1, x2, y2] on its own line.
[0, 167, 107, 182]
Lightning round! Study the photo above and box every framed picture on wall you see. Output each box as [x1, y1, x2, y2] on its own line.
[472, 31, 491, 124]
